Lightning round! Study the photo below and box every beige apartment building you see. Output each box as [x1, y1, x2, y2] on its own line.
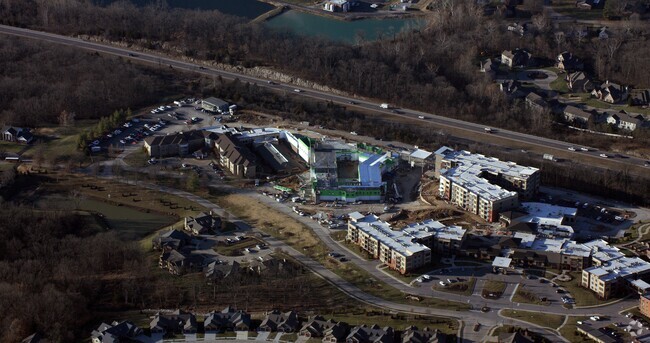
[435, 147, 539, 222]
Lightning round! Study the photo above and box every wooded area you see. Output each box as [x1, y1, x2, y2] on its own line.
[0, 35, 171, 126]
[1, 0, 649, 132]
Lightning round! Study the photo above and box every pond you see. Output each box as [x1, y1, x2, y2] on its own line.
[266, 10, 423, 43]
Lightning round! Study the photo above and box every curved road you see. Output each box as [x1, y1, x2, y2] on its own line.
[1, 24, 648, 171]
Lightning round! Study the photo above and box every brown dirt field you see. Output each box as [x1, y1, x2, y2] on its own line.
[389, 208, 465, 228]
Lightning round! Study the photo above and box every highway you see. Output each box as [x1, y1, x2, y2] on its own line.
[1, 23, 648, 170]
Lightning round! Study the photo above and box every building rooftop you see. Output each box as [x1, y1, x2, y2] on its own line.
[350, 214, 466, 257]
[583, 239, 625, 263]
[438, 148, 537, 202]
[351, 214, 431, 256]
[584, 256, 650, 282]
[409, 149, 432, 160]
[518, 202, 577, 238]
[493, 256, 512, 268]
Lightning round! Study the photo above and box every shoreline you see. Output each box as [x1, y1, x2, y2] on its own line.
[256, 0, 425, 22]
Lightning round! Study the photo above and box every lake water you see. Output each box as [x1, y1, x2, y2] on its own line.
[95, 0, 274, 19]
[266, 10, 423, 43]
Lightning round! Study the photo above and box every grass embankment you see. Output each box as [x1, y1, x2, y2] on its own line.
[558, 316, 590, 342]
[501, 309, 565, 330]
[555, 272, 622, 306]
[512, 285, 550, 306]
[210, 193, 470, 311]
[433, 278, 476, 296]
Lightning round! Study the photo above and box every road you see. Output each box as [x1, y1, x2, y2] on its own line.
[1, 24, 649, 171]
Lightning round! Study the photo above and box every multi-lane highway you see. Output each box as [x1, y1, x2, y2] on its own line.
[1, 24, 648, 170]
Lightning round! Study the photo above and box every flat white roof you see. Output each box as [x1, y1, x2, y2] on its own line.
[438, 148, 537, 202]
[631, 279, 650, 290]
[349, 214, 466, 256]
[351, 215, 430, 256]
[410, 149, 432, 160]
[359, 153, 389, 187]
[519, 202, 577, 238]
[585, 257, 650, 282]
[583, 239, 625, 263]
[493, 256, 512, 268]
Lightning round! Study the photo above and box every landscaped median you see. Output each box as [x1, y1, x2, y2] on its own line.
[482, 280, 507, 299]
[208, 192, 471, 311]
[433, 277, 476, 297]
[554, 272, 624, 307]
[500, 309, 565, 331]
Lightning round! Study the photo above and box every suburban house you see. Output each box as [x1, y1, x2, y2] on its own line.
[566, 72, 593, 93]
[204, 261, 240, 282]
[507, 22, 527, 36]
[563, 105, 594, 125]
[501, 49, 531, 68]
[202, 97, 230, 113]
[499, 79, 520, 95]
[152, 229, 192, 251]
[346, 324, 394, 343]
[257, 310, 300, 333]
[556, 51, 583, 71]
[2, 126, 33, 144]
[401, 326, 447, 343]
[606, 111, 645, 131]
[204, 307, 251, 336]
[525, 92, 548, 112]
[159, 249, 204, 275]
[591, 81, 628, 104]
[184, 212, 221, 235]
[479, 58, 496, 80]
[323, 0, 350, 12]
[150, 310, 198, 336]
[630, 89, 650, 106]
[214, 133, 258, 178]
[576, 323, 618, 343]
[91, 321, 146, 343]
[300, 316, 349, 341]
[144, 130, 206, 158]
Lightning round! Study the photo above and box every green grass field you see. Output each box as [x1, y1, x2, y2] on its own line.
[501, 309, 565, 330]
[558, 316, 589, 342]
[555, 272, 619, 306]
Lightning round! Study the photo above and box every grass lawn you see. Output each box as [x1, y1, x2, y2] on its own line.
[328, 312, 458, 335]
[123, 147, 149, 167]
[330, 231, 347, 241]
[210, 193, 470, 311]
[482, 280, 507, 298]
[501, 309, 565, 330]
[550, 77, 570, 94]
[511, 285, 550, 306]
[558, 316, 590, 342]
[433, 278, 476, 296]
[555, 272, 620, 306]
[0, 141, 27, 155]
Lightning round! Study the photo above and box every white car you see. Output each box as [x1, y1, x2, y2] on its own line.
[568, 147, 576, 151]
[422, 275, 432, 281]
[580, 147, 589, 151]
[119, 139, 126, 144]
[439, 281, 447, 287]
[293, 89, 302, 93]
[590, 316, 601, 321]
[600, 153, 609, 158]
[418, 115, 425, 119]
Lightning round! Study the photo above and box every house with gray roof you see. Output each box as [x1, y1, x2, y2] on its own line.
[606, 111, 645, 131]
[150, 310, 197, 336]
[214, 133, 258, 178]
[144, 130, 206, 158]
[204, 306, 251, 337]
[258, 310, 300, 333]
[91, 321, 146, 343]
[401, 326, 447, 343]
[591, 81, 628, 104]
[525, 92, 548, 112]
[185, 211, 221, 235]
[563, 105, 594, 125]
[501, 49, 531, 69]
[566, 72, 593, 93]
[346, 324, 394, 343]
[205, 260, 240, 281]
[2, 126, 33, 144]
[300, 315, 348, 340]
[152, 229, 192, 251]
[557, 51, 583, 71]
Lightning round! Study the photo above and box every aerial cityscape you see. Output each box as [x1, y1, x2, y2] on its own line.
[0, 0, 649, 343]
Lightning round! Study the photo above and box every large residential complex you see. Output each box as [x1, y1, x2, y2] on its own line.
[347, 212, 466, 274]
[500, 202, 577, 238]
[310, 141, 396, 203]
[582, 252, 650, 299]
[434, 147, 540, 222]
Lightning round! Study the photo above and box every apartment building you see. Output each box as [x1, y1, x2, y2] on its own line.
[641, 294, 650, 318]
[582, 256, 650, 299]
[434, 147, 539, 222]
[347, 212, 466, 274]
